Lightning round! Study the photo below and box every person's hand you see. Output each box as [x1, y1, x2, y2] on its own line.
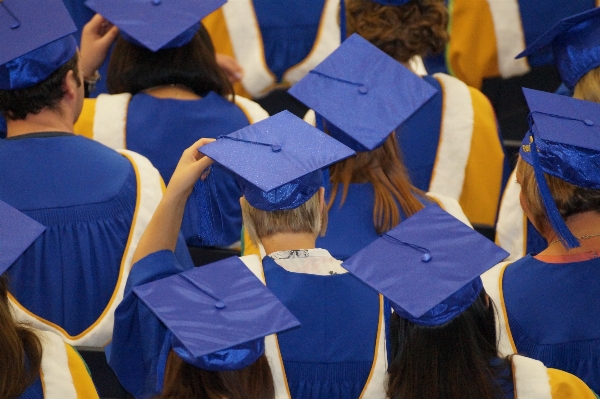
[166, 138, 216, 201]
[79, 14, 119, 79]
[216, 54, 244, 84]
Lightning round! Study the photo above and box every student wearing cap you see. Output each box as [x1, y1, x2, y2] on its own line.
[74, 0, 269, 248]
[344, 0, 508, 231]
[202, 0, 341, 115]
[112, 250, 300, 399]
[483, 89, 600, 393]
[0, 201, 100, 399]
[497, 7, 600, 260]
[111, 113, 390, 398]
[344, 205, 597, 399]
[0, 0, 192, 348]
[286, 33, 469, 260]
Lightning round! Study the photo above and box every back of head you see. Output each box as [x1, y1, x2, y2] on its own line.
[106, 24, 232, 97]
[574, 65, 600, 103]
[345, 0, 449, 63]
[159, 350, 275, 399]
[387, 292, 508, 399]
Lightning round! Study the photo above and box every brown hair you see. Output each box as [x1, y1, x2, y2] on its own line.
[328, 133, 426, 234]
[573, 65, 600, 103]
[0, 275, 42, 398]
[345, 0, 449, 63]
[0, 54, 81, 120]
[517, 157, 600, 236]
[107, 24, 232, 97]
[158, 350, 275, 399]
[241, 190, 327, 247]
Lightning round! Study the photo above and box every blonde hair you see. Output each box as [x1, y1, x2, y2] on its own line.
[573, 65, 600, 103]
[241, 190, 327, 247]
[517, 157, 600, 235]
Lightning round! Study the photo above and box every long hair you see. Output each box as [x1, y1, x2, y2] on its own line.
[158, 350, 275, 399]
[327, 133, 426, 234]
[387, 291, 510, 399]
[0, 275, 42, 398]
[106, 24, 233, 97]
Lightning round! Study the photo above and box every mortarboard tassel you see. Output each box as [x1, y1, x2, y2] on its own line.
[0, 0, 21, 29]
[194, 166, 224, 247]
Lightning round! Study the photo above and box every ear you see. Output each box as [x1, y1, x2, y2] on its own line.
[318, 187, 325, 214]
[62, 70, 78, 101]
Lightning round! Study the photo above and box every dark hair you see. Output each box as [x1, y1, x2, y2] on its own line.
[157, 350, 275, 399]
[0, 275, 43, 398]
[345, 0, 449, 63]
[107, 24, 233, 97]
[328, 132, 427, 234]
[0, 54, 81, 120]
[387, 291, 510, 399]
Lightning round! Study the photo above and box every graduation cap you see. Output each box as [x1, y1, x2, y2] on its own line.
[516, 7, 600, 90]
[0, 200, 45, 275]
[85, 0, 226, 52]
[520, 88, 600, 249]
[199, 110, 355, 211]
[289, 33, 437, 152]
[133, 256, 300, 374]
[0, 0, 77, 90]
[342, 205, 508, 327]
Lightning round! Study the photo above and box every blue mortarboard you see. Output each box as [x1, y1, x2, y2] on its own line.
[342, 205, 509, 327]
[0, 0, 77, 90]
[520, 88, 600, 249]
[133, 256, 300, 376]
[516, 7, 600, 90]
[84, 0, 226, 52]
[0, 200, 45, 275]
[289, 33, 436, 152]
[199, 111, 355, 211]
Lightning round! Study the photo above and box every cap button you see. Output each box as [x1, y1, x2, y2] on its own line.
[358, 85, 368, 95]
[421, 253, 432, 262]
[584, 119, 594, 126]
[215, 301, 226, 309]
[271, 144, 282, 152]
[152, 0, 161, 5]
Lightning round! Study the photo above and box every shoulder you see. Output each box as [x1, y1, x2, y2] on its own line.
[432, 73, 495, 113]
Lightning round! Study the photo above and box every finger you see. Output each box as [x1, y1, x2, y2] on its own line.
[184, 138, 216, 161]
[99, 25, 120, 44]
[83, 14, 105, 34]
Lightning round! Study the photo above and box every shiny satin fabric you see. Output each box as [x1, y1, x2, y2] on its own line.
[554, 18, 600, 90]
[0, 35, 77, 90]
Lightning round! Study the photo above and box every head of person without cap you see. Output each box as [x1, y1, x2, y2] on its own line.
[0, 0, 82, 121]
[131, 256, 300, 399]
[289, 33, 436, 234]
[197, 111, 355, 248]
[85, 0, 232, 97]
[516, 8, 600, 101]
[0, 201, 46, 398]
[516, 88, 600, 249]
[342, 205, 510, 399]
[344, 0, 448, 64]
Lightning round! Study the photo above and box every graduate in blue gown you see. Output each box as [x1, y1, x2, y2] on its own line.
[289, 34, 469, 260]
[110, 113, 390, 399]
[484, 89, 600, 394]
[76, 0, 269, 248]
[345, 205, 597, 399]
[0, 0, 192, 348]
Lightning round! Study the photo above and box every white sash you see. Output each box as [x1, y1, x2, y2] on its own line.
[511, 355, 553, 399]
[485, 0, 530, 78]
[9, 151, 163, 347]
[38, 330, 78, 399]
[428, 73, 474, 202]
[92, 93, 131, 150]
[496, 168, 527, 261]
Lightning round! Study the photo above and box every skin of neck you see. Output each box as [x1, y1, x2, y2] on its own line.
[143, 85, 201, 100]
[539, 210, 600, 256]
[261, 232, 317, 256]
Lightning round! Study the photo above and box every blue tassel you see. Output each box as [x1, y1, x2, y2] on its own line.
[194, 167, 223, 247]
[340, 0, 346, 43]
[530, 141, 580, 249]
[155, 331, 173, 393]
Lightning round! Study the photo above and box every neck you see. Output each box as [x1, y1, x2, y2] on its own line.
[143, 84, 201, 100]
[261, 232, 317, 256]
[540, 211, 600, 255]
[6, 108, 74, 138]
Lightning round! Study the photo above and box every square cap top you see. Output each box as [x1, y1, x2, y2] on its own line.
[0, 0, 76, 66]
[85, 0, 226, 51]
[200, 110, 355, 194]
[0, 200, 45, 275]
[134, 256, 300, 368]
[523, 88, 600, 151]
[342, 205, 508, 323]
[289, 33, 437, 152]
